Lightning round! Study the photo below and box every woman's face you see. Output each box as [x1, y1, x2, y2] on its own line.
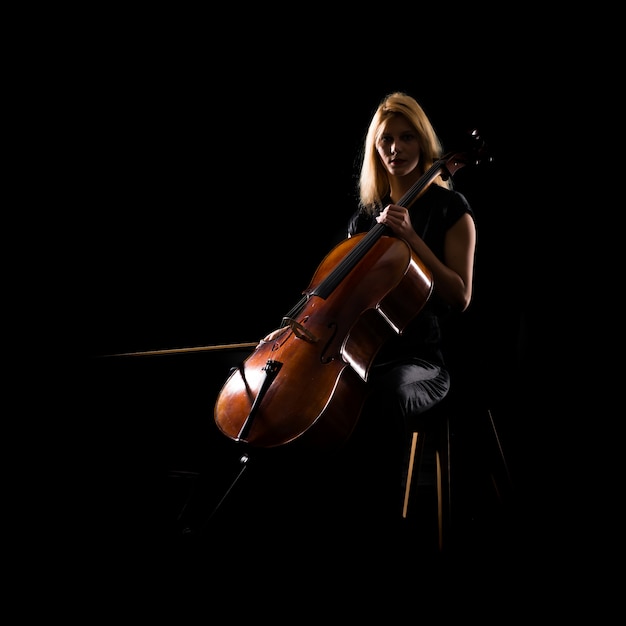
[376, 116, 421, 178]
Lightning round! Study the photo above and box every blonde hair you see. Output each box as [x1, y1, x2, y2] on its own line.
[358, 92, 450, 214]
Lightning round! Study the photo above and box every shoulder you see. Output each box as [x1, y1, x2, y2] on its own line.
[426, 184, 470, 207]
[425, 185, 474, 223]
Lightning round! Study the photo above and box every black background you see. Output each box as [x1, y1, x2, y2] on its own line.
[64, 19, 589, 608]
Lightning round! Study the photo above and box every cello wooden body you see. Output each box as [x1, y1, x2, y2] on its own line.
[213, 231, 433, 448]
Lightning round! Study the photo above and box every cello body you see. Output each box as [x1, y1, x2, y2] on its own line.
[213, 232, 433, 448]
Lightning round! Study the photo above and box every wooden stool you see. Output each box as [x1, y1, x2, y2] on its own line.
[401, 398, 514, 553]
[401, 402, 451, 552]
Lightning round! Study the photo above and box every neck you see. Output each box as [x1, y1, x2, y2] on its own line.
[388, 170, 423, 204]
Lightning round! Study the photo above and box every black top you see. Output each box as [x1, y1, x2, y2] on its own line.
[347, 184, 474, 369]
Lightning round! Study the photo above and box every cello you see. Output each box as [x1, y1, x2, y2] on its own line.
[214, 132, 488, 449]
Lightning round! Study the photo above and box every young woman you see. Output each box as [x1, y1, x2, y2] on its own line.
[348, 90, 476, 431]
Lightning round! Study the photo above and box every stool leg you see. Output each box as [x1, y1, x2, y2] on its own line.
[402, 431, 420, 518]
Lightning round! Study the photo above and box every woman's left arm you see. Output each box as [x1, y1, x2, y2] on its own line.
[378, 205, 476, 311]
